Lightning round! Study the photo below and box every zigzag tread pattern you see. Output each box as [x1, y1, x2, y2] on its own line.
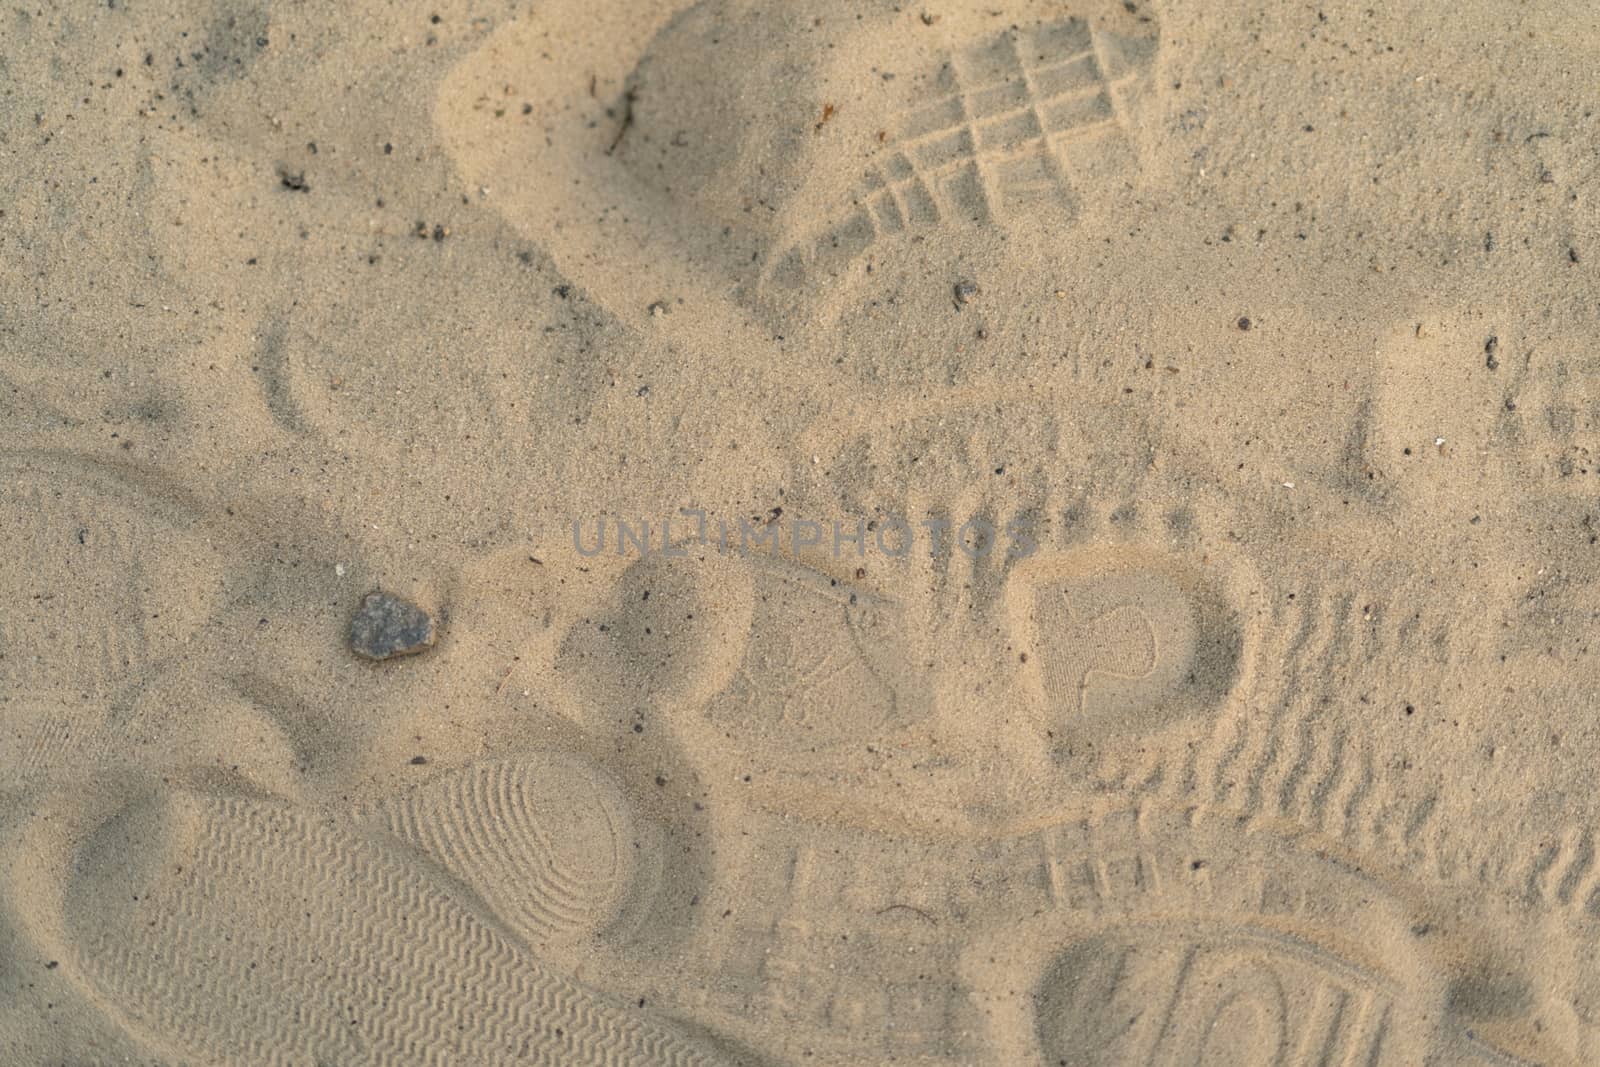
[70, 794, 729, 1067]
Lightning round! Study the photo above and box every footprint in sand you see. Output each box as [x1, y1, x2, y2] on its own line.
[367, 754, 654, 951]
[643, 798, 1570, 1064]
[763, 13, 1159, 296]
[0, 451, 224, 700]
[699, 552, 930, 747]
[435, 0, 1163, 342]
[1011, 545, 1243, 746]
[13, 753, 740, 1067]
[554, 550, 755, 729]
[998, 806, 1564, 1065]
[585, 393, 1260, 829]
[1019, 817, 1434, 1066]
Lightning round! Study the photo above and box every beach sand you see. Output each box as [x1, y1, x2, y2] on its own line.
[2, 0, 1598, 1062]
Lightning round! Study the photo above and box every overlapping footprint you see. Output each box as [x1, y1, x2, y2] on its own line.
[510, 391, 1258, 1062]
[0, 465, 744, 1062]
[621, 389, 1264, 832]
[521, 384, 1596, 1063]
[10, 751, 747, 1067]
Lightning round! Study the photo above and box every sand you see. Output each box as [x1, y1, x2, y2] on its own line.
[2, 0, 1597, 1063]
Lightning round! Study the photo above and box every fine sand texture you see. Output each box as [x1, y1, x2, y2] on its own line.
[3, 0, 1599, 1063]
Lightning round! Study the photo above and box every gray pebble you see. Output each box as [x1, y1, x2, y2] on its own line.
[349, 592, 436, 661]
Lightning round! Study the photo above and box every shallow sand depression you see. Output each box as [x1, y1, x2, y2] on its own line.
[2, 0, 1598, 1063]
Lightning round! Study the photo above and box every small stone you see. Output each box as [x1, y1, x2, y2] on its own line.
[349, 592, 436, 661]
[952, 280, 979, 310]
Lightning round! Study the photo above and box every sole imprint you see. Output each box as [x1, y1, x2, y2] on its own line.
[368, 755, 653, 949]
[1036, 926, 1400, 1065]
[700, 552, 930, 747]
[437, 0, 1160, 343]
[766, 15, 1159, 296]
[54, 790, 738, 1067]
[0, 451, 222, 697]
[1010, 546, 1243, 747]
[965, 806, 1565, 1066]
[661, 802, 1557, 1065]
